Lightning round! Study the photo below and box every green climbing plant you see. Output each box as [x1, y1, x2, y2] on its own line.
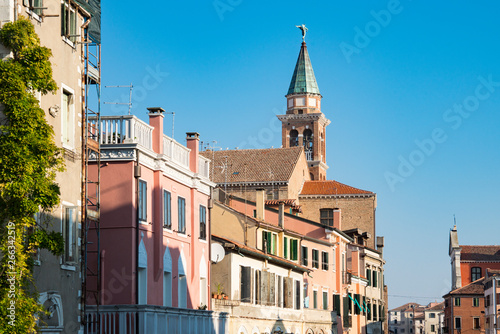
[0, 17, 65, 333]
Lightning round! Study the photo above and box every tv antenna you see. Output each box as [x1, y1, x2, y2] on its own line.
[104, 83, 133, 115]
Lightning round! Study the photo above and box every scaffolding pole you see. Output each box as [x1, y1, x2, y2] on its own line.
[81, 27, 101, 334]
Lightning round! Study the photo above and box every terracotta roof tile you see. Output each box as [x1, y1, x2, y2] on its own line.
[265, 199, 302, 212]
[460, 245, 500, 262]
[426, 302, 444, 311]
[448, 277, 485, 295]
[200, 147, 304, 184]
[300, 180, 373, 196]
[390, 302, 422, 312]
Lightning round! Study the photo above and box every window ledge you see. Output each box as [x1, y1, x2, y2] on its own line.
[61, 264, 76, 271]
[62, 36, 76, 49]
[198, 238, 207, 243]
[163, 227, 173, 233]
[26, 10, 42, 23]
[176, 233, 187, 238]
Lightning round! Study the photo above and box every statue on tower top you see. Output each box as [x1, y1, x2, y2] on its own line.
[296, 24, 308, 42]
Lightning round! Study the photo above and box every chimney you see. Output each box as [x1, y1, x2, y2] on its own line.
[278, 201, 285, 228]
[186, 132, 200, 174]
[376, 236, 384, 255]
[256, 189, 265, 221]
[148, 107, 164, 154]
[333, 208, 341, 230]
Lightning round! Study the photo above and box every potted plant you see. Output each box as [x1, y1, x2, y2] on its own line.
[215, 283, 224, 299]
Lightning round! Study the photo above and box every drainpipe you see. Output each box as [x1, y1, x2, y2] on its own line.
[134, 150, 141, 306]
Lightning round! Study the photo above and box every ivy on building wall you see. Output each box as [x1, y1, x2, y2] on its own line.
[0, 17, 65, 333]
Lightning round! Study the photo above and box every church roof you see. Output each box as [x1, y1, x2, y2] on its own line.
[287, 42, 321, 96]
[300, 180, 373, 196]
[460, 245, 500, 262]
[200, 147, 304, 184]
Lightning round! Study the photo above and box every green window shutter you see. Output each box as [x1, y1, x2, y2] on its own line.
[373, 270, 377, 287]
[367, 269, 372, 286]
[291, 239, 298, 261]
[284, 237, 288, 258]
[267, 232, 272, 253]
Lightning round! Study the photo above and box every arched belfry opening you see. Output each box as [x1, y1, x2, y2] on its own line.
[290, 129, 299, 147]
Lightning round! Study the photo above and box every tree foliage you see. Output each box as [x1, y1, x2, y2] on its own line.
[0, 17, 64, 333]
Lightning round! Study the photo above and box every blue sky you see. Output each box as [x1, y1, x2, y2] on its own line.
[101, 1, 500, 308]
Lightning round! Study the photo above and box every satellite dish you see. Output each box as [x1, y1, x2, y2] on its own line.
[211, 243, 225, 263]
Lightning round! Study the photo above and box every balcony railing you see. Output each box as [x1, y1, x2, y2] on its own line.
[163, 135, 190, 169]
[90, 115, 153, 150]
[85, 304, 227, 334]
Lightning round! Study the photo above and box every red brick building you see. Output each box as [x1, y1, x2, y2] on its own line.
[443, 278, 485, 334]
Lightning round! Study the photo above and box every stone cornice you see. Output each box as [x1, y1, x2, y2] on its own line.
[299, 193, 375, 199]
[91, 144, 215, 195]
[277, 113, 331, 127]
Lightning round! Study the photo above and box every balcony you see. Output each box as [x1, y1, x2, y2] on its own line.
[90, 115, 153, 150]
[85, 304, 227, 334]
[89, 116, 204, 172]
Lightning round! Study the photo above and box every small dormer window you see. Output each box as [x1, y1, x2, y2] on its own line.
[298, 109, 304, 114]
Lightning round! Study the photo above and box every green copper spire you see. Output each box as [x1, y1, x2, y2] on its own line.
[287, 42, 320, 96]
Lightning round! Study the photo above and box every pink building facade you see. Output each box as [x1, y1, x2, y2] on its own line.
[89, 109, 215, 311]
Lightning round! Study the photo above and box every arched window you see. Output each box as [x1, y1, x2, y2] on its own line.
[290, 130, 299, 147]
[163, 246, 172, 306]
[471, 267, 481, 281]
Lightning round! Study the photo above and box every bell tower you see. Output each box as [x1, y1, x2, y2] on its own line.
[278, 31, 330, 180]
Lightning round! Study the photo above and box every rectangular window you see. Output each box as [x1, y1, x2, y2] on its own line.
[63, 206, 77, 263]
[372, 270, 378, 287]
[25, 0, 44, 16]
[472, 297, 480, 307]
[320, 209, 334, 227]
[199, 205, 206, 240]
[367, 302, 372, 320]
[301, 246, 308, 266]
[312, 249, 319, 269]
[473, 317, 480, 329]
[240, 266, 252, 303]
[323, 291, 328, 310]
[262, 231, 277, 255]
[178, 197, 186, 233]
[61, 0, 78, 43]
[295, 280, 300, 310]
[322, 251, 329, 270]
[431, 325, 435, 332]
[354, 294, 361, 315]
[61, 90, 75, 148]
[303, 283, 308, 308]
[313, 290, 318, 309]
[333, 294, 341, 313]
[455, 317, 461, 329]
[454, 297, 460, 307]
[429, 313, 436, 318]
[367, 268, 372, 286]
[163, 190, 171, 229]
[138, 180, 147, 222]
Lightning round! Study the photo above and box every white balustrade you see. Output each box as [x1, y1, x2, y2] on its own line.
[199, 156, 211, 178]
[163, 135, 190, 169]
[89, 116, 153, 150]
